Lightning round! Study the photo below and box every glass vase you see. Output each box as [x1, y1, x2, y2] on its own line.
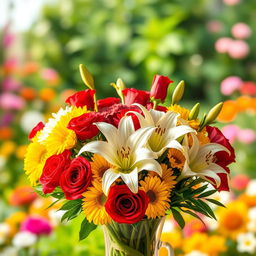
[103, 217, 174, 256]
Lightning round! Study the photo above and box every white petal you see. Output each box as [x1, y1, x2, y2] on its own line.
[78, 141, 119, 167]
[156, 140, 184, 157]
[196, 169, 221, 187]
[150, 109, 165, 124]
[118, 116, 135, 144]
[126, 110, 149, 128]
[102, 169, 120, 195]
[157, 111, 179, 130]
[134, 148, 157, 163]
[167, 125, 196, 140]
[207, 163, 228, 174]
[120, 168, 138, 193]
[95, 122, 118, 148]
[189, 133, 200, 162]
[127, 126, 155, 150]
[133, 103, 155, 126]
[136, 159, 162, 176]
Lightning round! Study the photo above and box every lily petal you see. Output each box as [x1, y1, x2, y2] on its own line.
[136, 159, 162, 176]
[134, 148, 157, 163]
[95, 122, 118, 148]
[157, 111, 179, 130]
[150, 109, 165, 124]
[120, 168, 138, 193]
[133, 103, 155, 126]
[102, 168, 120, 195]
[118, 116, 135, 145]
[167, 125, 196, 140]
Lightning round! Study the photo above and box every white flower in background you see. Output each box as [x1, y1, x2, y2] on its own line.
[48, 209, 66, 226]
[79, 116, 162, 194]
[162, 220, 176, 233]
[184, 251, 208, 256]
[204, 216, 218, 231]
[20, 110, 44, 133]
[0, 223, 10, 245]
[178, 134, 230, 187]
[12, 231, 37, 248]
[237, 233, 256, 254]
[130, 104, 195, 156]
[0, 247, 17, 256]
[249, 207, 256, 220]
[246, 180, 256, 196]
[0, 156, 6, 171]
[247, 207, 256, 232]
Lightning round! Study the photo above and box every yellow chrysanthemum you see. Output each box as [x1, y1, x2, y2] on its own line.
[201, 235, 227, 256]
[160, 164, 177, 188]
[82, 181, 111, 225]
[140, 176, 170, 219]
[167, 148, 186, 170]
[183, 233, 208, 254]
[91, 154, 113, 181]
[217, 201, 248, 239]
[168, 104, 190, 120]
[42, 106, 87, 155]
[24, 140, 49, 186]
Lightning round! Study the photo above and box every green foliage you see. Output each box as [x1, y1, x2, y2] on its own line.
[79, 218, 97, 241]
[60, 199, 83, 222]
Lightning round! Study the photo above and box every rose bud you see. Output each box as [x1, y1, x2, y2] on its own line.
[60, 156, 92, 200]
[122, 88, 150, 106]
[40, 150, 71, 194]
[65, 89, 95, 110]
[28, 122, 45, 140]
[67, 112, 105, 141]
[150, 75, 173, 102]
[105, 184, 149, 224]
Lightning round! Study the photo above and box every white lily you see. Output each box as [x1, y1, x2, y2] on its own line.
[78, 116, 162, 194]
[178, 134, 230, 187]
[130, 104, 195, 156]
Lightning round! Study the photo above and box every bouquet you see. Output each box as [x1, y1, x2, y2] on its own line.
[24, 65, 235, 256]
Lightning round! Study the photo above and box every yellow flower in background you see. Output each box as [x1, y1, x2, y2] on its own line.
[167, 148, 186, 170]
[0, 141, 16, 157]
[5, 212, 27, 236]
[201, 235, 227, 256]
[140, 176, 170, 219]
[91, 154, 113, 181]
[40, 106, 87, 155]
[82, 181, 111, 225]
[217, 200, 249, 239]
[160, 230, 182, 256]
[24, 140, 49, 186]
[183, 233, 208, 254]
[16, 145, 28, 160]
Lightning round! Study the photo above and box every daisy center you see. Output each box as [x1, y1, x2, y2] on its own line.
[147, 190, 157, 203]
[96, 193, 107, 206]
[224, 212, 244, 230]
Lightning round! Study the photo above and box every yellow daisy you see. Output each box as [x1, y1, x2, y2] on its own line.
[91, 154, 113, 181]
[41, 106, 87, 155]
[82, 181, 111, 225]
[24, 140, 49, 186]
[167, 148, 186, 170]
[140, 176, 170, 219]
[217, 201, 248, 239]
[168, 104, 190, 120]
[160, 164, 177, 188]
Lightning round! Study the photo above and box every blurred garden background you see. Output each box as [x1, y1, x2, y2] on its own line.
[1, 0, 256, 255]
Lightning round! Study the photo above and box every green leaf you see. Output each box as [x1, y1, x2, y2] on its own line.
[60, 200, 82, 222]
[206, 198, 226, 208]
[171, 208, 185, 229]
[198, 190, 216, 198]
[196, 200, 217, 220]
[79, 218, 97, 240]
[59, 199, 82, 211]
[180, 209, 206, 226]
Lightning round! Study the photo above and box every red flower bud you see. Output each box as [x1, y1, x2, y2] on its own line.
[122, 88, 150, 106]
[28, 122, 45, 140]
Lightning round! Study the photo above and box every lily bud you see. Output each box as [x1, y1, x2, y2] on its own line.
[79, 64, 94, 90]
[171, 80, 185, 105]
[110, 78, 126, 103]
[189, 103, 200, 120]
[205, 102, 223, 125]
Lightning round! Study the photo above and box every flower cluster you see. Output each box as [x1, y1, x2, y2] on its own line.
[24, 65, 235, 239]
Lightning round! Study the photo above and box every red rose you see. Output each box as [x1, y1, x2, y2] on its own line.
[150, 75, 173, 102]
[122, 88, 150, 106]
[29, 122, 45, 140]
[67, 112, 105, 141]
[97, 97, 121, 111]
[65, 89, 95, 110]
[206, 126, 236, 165]
[146, 102, 168, 112]
[60, 157, 92, 200]
[105, 185, 149, 224]
[40, 150, 71, 194]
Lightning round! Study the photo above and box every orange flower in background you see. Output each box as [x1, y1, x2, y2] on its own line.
[160, 230, 182, 256]
[0, 141, 16, 157]
[39, 88, 56, 102]
[201, 235, 227, 256]
[15, 145, 28, 160]
[20, 62, 39, 76]
[217, 100, 238, 122]
[5, 212, 27, 236]
[236, 95, 254, 112]
[9, 186, 37, 206]
[20, 87, 37, 101]
[60, 89, 77, 102]
[0, 127, 13, 140]
[238, 194, 256, 208]
[183, 232, 208, 254]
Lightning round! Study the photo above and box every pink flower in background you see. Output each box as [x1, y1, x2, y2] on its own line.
[3, 58, 17, 73]
[220, 76, 243, 95]
[232, 23, 252, 39]
[223, 0, 241, 5]
[41, 68, 59, 83]
[221, 124, 240, 143]
[228, 40, 249, 59]
[0, 93, 25, 110]
[0, 113, 14, 126]
[21, 217, 52, 236]
[2, 77, 21, 91]
[183, 219, 207, 237]
[215, 37, 233, 53]
[237, 129, 256, 144]
[240, 82, 256, 96]
[207, 20, 223, 33]
[3, 32, 15, 48]
[232, 174, 250, 191]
